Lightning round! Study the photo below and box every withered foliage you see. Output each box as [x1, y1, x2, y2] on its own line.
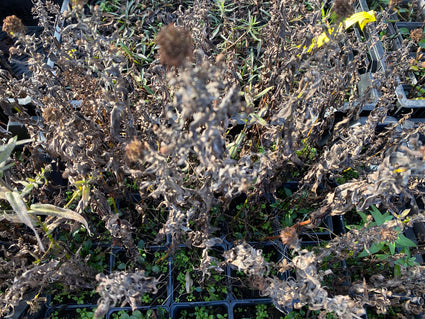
[95, 270, 159, 318]
[156, 23, 193, 67]
[2, 15, 27, 36]
[0, 0, 425, 317]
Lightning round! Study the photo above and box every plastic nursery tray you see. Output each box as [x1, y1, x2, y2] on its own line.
[339, 0, 388, 113]
[40, 239, 289, 319]
[357, 0, 425, 114]
[388, 21, 425, 112]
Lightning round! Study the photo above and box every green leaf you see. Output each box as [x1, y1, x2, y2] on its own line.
[398, 27, 410, 36]
[358, 242, 385, 257]
[284, 187, 292, 197]
[143, 84, 155, 95]
[395, 256, 418, 269]
[395, 234, 416, 248]
[253, 86, 274, 101]
[249, 113, 267, 126]
[5, 191, 45, 252]
[227, 132, 246, 159]
[375, 253, 390, 260]
[418, 39, 425, 48]
[0, 136, 18, 167]
[370, 206, 392, 226]
[389, 241, 396, 255]
[28, 204, 92, 236]
[394, 264, 402, 277]
[358, 211, 369, 225]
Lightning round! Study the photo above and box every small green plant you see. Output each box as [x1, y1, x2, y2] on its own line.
[174, 249, 227, 302]
[348, 206, 418, 276]
[336, 167, 359, 184]
[398, 27, 425, 49]
[76, 308, 96, 318]
[98, 0, 121, 13]
[180, 306, 228, 319]
[50, 307, 95, 319]
[112, 309, 145, 319]
[0, 136, 91, 253]
[284, 307, 337, 319]
[296, 138, 317, 162]
[50, 287, 98, 306]
[111, 308, 168, 319]
[255, 303, 268, 319]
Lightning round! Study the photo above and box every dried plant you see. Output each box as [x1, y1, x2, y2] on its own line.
[0, 0, 424, 317]
[223, 243, 270, 277]
[332, 0, 354, 20]
[2, 15, 27, 37]
[264, 250, 365, 318]
[95, 270, 159, 318]
[156, 24, 193, 68]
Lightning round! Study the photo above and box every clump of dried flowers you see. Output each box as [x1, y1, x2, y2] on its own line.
[2, 15, 26, 37]
[332, 0, 354, 20]
[410, 28, 424, 43]
[156, 23, 193, 68]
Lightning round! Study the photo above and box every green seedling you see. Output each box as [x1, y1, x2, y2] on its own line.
[349, 206, 418, 276]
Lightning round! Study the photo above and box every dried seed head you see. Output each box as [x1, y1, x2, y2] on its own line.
[389, 0, 402, 10]
[380, 227, 398, 243]
[125, 138, 143, 162]
[42, 107, 59, 122]
[280, 226, 299, 249]
[71, 0, 88, 9]
[332, 0, 354, 20]
[410, 28, 424, 43]
[156, 23, 193, 67]
[2, 15, 26, 37]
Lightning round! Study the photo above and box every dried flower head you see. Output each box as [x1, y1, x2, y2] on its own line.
[280, 225, 299, 249]
[332, 0, 354, 19]
[2, 15, 26, 37]
[380, 227, 398, 243]
[410, 28, 424, 43]
[71, 0, 88, 9]
[125, 138, 143, 162]
[389, 0, 402, 9]
[156, 23, 193, 67]
[42, 107, 59, 122]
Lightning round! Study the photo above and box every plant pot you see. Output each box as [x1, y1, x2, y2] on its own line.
[114, 194, 170, 247]
[388, 21, 425, 111]
[359, 0, 425, 114]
